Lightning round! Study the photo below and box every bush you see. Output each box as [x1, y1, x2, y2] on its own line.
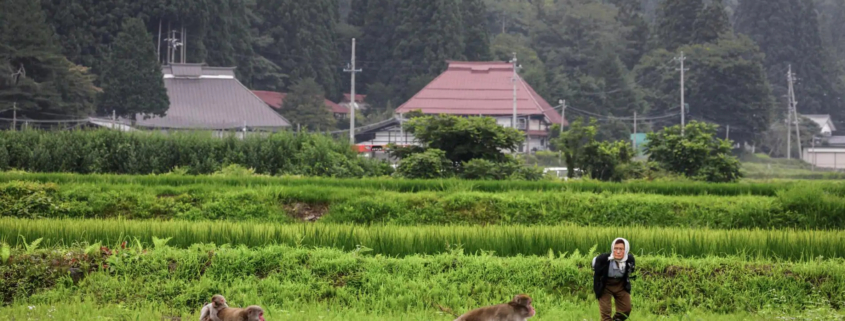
[0, 129, 381, 178]
[396, 149, 451, 179]
[645, 121, 742, 183]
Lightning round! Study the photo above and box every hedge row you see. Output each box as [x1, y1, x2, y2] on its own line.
[0, 129, 392, 177]
[2, 245, 843, 316]
[3, 181, 844, 229]
[4, 172, 845, 197]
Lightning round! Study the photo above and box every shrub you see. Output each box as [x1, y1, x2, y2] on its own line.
[396, 149, 451, 179]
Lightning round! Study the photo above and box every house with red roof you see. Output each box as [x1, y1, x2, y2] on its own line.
[393, 61, 565, 153]
[252, 90, 349, 120]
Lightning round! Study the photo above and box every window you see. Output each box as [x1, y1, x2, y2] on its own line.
[517, 118, 527, 130]
[540, 138, 546, 146]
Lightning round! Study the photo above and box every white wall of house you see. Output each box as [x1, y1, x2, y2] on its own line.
[803, 148, 845, 169]
[494, 116, 548, 131]
[357, 128, 416, 146]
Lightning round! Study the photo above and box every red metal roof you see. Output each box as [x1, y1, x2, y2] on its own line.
[395, 61, 564, 125]
[343, 93, 367, 103]
[252, 90, 348, 114]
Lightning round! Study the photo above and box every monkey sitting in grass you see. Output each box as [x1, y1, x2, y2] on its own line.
[200, 294, 228, 321]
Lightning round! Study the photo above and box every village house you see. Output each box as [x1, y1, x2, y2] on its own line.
[252, 90, 350, 122]
[97, 64, 291, 135]
[380, 61, 564, 153]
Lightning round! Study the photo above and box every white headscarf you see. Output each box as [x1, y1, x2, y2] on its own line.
[608, 237, 630, 270]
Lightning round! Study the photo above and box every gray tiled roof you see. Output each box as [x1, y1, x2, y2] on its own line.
[133, 72, 290, 130]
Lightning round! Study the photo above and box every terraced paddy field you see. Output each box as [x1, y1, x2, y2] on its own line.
[1, 173, 844, 320]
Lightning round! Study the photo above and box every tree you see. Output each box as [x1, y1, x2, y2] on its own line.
[644, 121, 742, 182]
[98, 18, 169, 120]
[735, 0, 842, 120]
[635, 34, 775, 144]
[692, 0, 730, 44]
[462, 0, 492, 61]
[610, 0, 651, 69]
[404, 115, 524, 166]
[0, 0, 98, 120]
[656, 0, 704, 50]
[581, 139, 635, 181]
[359, 0, 399, 88]
[553, 118, 598, 179]
[281, 78, 335, 131]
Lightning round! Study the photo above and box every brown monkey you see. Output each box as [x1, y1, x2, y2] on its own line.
[454, 294, 535, 321]
[216, 305, 265, 321]
[199, 295, 228, 321]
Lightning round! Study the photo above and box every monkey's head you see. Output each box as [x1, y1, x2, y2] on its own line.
[246, 305, 265, 321]
[211, 294, 227, 309]
[511, 294, 535, 318]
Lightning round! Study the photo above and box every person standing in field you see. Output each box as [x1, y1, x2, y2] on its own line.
[592, 238, 635, 321]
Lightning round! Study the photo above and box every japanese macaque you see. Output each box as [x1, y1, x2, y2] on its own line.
[454, 294, 535, 321]
[199, 295, 228, 321]
[216, 305, 265, 321]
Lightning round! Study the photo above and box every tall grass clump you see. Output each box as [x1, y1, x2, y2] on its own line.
[2, 218, 843, 260]
[0, 129, 393, 177]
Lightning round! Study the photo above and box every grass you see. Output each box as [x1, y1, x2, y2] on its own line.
[2, 218, 843, 260]
[4, 301, 842, 320]
[6, 171, 845, 196]
[2, 245, 843, 318]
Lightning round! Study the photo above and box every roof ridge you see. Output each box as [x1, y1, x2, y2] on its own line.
[238, 80, 291, 125]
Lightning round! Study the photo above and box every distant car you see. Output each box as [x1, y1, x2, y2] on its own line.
[543, 167, 581, 180]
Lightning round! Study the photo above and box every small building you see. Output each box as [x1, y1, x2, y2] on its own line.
[252, 90, 349, 120]
[129, 64, 291, 133]
[340, 93, 368, 111]
[805, 114, 836, 137]
[802, 148, 845, 170]
[393, 61, 564, 153]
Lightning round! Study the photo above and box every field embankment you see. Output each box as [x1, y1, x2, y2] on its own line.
[2, 178, 845, 229]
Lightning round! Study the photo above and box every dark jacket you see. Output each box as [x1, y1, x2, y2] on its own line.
[592, 253, 636, 299]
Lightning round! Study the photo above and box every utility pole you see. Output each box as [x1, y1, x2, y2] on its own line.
[633, 111, 638, 152]
[12, 102, 16, 131]
[559, 99, 566, 135]
[726, 125, 730, 140]
[787, 65, 802, 159]
[510, 52, 519, 130]
[111, 110, 116, 129]
[344, 38, 362, 144]
[674, 51, 688, 135]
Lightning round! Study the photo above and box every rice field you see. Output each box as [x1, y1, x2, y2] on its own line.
[2, 172, 845, 319]
[1, 218, 843, 260]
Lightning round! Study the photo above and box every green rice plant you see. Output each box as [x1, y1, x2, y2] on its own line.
[6, 172, 845, 196]
[1, 218, 842, 260]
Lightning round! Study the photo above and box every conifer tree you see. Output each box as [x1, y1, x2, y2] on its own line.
[0, 0, 98, 119]
[282, 78, 335, 131]
[98, 18, 169, 120]
[462, 0, 492, 61]
[656, 0, 704, 50]
[692, 0, 730, 44]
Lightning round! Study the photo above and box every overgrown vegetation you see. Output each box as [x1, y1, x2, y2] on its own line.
[1, 244, 842, 317]
[645, 121, 743, 182]
[2, 180, 845, 229]
[0, 129, 392, 177]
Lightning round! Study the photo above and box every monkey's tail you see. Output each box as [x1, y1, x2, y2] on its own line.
[434, 302, 459, 318]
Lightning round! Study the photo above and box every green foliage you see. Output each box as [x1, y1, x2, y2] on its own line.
[691, 0, 730, 44]
[735, 0, 842, 119]
[1, 244, 844, 318]
[395, 149, 451, 179]
[461, 0, 492, 61]
[0, 129, 379, 177]
[636, 35, 775, 144]
[645, 121, 743, 182]
[0, 0, 99, 120]
[405, 115, 524, 166]
[554, 118, 597, 178]
[6, 178, 845, 229]
[581, 140, 635, 182]
[281, 78, 336, 131]
[98, 18, 169, 120]
[656, 0, 704, 50]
